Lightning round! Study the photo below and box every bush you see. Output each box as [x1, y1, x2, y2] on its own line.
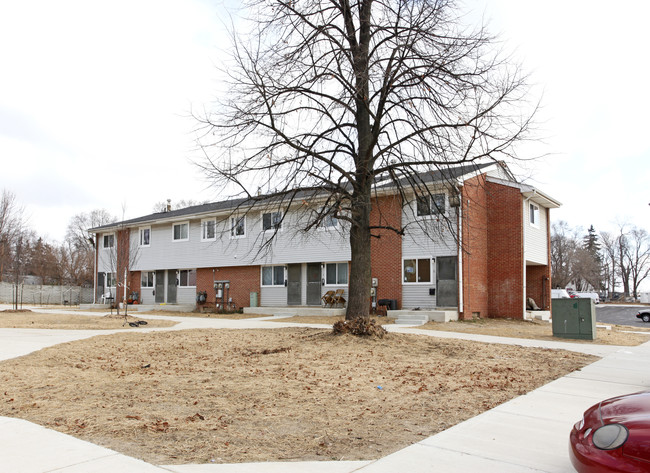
[332, 317, 387, 338]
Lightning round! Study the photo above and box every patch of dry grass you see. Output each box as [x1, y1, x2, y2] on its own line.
[420, 318, 650, 346]
[269, 315, 394, 325]
[0, 327, 596, 464]
[0, 310, 177, 330]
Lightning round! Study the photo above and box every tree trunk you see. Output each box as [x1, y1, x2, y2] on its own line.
[346, 190, 372, 320]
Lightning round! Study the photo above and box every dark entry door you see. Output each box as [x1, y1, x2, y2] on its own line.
[155, 270, 165, 303]
[167, 269, 177, 304]
[436, 256, 458, 307]
[306, 263, 322, 305]
[287, 264, 302, 305]
[97, 272, 105, 301]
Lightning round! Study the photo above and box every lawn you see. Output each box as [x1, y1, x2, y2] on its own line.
[0, 310, 177, 330]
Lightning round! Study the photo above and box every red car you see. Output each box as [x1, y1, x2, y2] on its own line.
[570, 391, 650, 472]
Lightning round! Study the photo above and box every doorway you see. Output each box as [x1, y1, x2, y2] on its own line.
[436, 256, 458, 307]
[287, 264, 301, 305]
[306, 263, 322, 305]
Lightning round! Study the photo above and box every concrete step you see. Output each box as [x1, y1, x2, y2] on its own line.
[394, 314, 429, 325]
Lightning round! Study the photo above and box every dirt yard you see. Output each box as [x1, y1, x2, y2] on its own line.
[0, 327, 596, 465]
[0, 310, 177, 330]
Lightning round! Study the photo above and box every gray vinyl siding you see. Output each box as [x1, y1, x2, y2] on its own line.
[401, 193, 457, 309]
[524, 202, 548, 264]
[402, 285, 437, 309]
[131, 210, 350, 272]
[260, 286, 286, 306]
[140, 286, 155, 305]
[177, 287, 197, 305]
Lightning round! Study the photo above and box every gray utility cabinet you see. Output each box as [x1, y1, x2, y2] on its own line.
[552, 298, 596, 340]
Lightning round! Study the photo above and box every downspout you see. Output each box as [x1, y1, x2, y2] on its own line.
[456, 185, 463, 316]
[93, 235, 97, 304]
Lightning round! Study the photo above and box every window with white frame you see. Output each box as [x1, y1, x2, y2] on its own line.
[172, 222, 189, 241]
[262, 211, 282, 232]
[177, 269, 197, 287]
[529, 203, 540, 228]
[202, 219, 216, 241]
[320, 212, 338, 229]
[231, 216, 246, 238]
[416, 193, 446, 217]
[139, 227, 150, 247]
[106, 272, 117, 287]
[403, 258, 432, 283]
[262, 265, 285, 286]
[102, 234, 114, 249]
[325, 262, 348, 285]
[141, 271, 155, 288]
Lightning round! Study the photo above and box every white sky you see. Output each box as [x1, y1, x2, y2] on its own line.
[1, 0, 648, 248]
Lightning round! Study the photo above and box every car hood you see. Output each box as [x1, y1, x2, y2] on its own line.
[599, 391, 650, 463]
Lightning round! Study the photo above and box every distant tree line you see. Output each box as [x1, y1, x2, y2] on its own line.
[551, 221, 650, 300]
[0, 190, 116, 287]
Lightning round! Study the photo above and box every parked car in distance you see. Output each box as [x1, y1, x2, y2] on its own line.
[551, 289, 571, 298]
[636, 308, 650, 323]
[570, 390, 650, 472]
[574, 292, 600, 304]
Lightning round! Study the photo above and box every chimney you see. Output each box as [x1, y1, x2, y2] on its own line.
[166, 199, 172, 212]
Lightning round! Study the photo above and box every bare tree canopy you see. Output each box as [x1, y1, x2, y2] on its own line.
[197, 0, 536, 318]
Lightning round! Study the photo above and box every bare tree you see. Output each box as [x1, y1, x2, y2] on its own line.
[151, 199, 207, 213]
[551, 221, 580, 289]
[198, 0, 536, 319]
[600, 231, 619, 299]
[622, 226, 650, 299]
[0, 190, 25, 282]
[64, 209, 116, 287]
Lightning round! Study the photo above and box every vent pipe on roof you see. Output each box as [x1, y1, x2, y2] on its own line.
[166, 199, 172, 212]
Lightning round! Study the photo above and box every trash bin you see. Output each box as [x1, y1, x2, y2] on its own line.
[250, 292, 258, 308]
[378, 299, 397, 311]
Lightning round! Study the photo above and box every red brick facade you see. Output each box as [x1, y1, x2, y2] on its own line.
[486, 181, 524, 318]
[370, 194, 403, 309]
[195, 266, 261, 310]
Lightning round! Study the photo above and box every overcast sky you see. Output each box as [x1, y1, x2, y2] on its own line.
[1, 0, 648, 247]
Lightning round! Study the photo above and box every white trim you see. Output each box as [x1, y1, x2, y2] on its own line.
[139, 226, 151, 247]
[324, 262, 348, 286]
[141, 270, 155, 288]
[172, 221, 190, 242]
[261, 211, 283, 233]
[261, 265, 286, 287]
[177, 268, 197, 287]
[201, 218, 217, 241]
[402, 257, 434, 284]
[230, 215, 246, 239]
[102, 233, 115, 249]
[529, 203, 540, 228]
[414, 193, 447, 219]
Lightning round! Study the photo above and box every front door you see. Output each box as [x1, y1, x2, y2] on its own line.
[287, 264, 302, 305]
[306, 263, 322, 305]
[155, 270, 165, 303]
[167, 269, 177, 304]
[97, 272, 105, 301]
[436, 256, 458, 307]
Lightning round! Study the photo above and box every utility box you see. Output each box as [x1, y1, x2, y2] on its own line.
[250, 292, 259, 308]
[552, 298, 596, 340]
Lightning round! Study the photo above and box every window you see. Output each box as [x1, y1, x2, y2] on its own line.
[173, 222, 189, 241]
[416, 193, 446, 217]
[326, 262, 348, 285]
[262, 265, 285, 286]
[403, 258, 432, 283]
[139, 227, 150, 247]
[231, 216, 246, 238]
[262, 211, 282, 232]
[178, 269, 196, 287]
[530, 203, 540, 227]
[102, 234, 114, 249]
[106, 272, 117, 287]
[141, 271, 155, 288]
[202, 219, 216, 241]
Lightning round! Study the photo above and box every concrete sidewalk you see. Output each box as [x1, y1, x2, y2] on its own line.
[0, 306, 647, 472]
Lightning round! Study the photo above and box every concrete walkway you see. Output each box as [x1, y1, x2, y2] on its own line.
[0, 305, 647, 472]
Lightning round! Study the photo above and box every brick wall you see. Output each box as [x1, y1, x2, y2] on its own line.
[460, 174, 489, 319]
[196, 266, 260, 310]
[486, 181, 524, 318]
[370, 194, 403, 309]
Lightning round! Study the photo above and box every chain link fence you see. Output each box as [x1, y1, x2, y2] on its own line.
[0, 282, 94, 306]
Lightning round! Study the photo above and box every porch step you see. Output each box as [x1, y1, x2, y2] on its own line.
[394, 314, 429, 326]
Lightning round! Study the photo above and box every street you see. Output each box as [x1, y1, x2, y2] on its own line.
[596, 304, 650, 327]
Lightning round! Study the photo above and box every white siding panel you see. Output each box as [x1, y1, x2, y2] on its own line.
[140, 287, 155, 305]
[402, 285, 437, 309]
[525, 203, 548, 264]
[261, 287, 287, 306]
[177, 287, 196, 305]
